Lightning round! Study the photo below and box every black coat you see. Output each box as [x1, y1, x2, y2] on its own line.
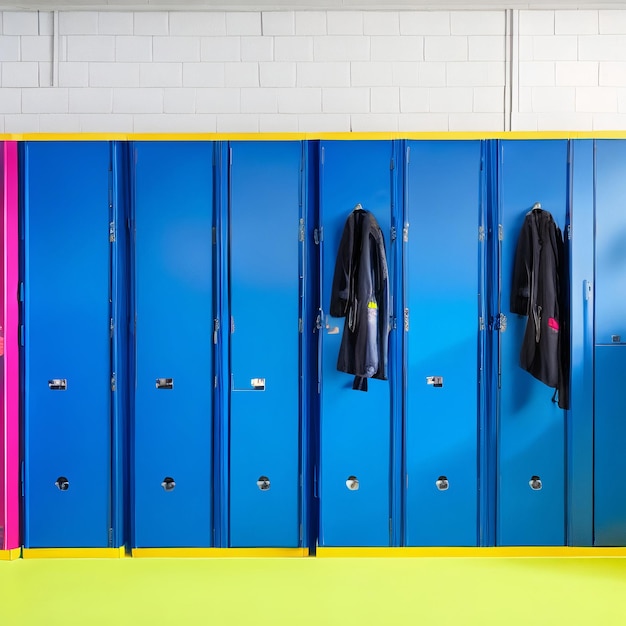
[330, 208, 389, 391]
[510, 208, 570, 409]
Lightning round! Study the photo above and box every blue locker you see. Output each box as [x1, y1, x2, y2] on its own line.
[22, 142, 114, 547]
[228, 142, 302, 547]
[404, 141, 483, 546]
[318, 141, 396, 547]
[497, 140, 568, 546]
[132, 142, 214, 547]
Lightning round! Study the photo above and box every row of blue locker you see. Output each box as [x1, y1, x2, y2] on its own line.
[18, 139, 625, 549]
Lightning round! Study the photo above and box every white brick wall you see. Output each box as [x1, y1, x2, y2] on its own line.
[0, 8, 624, 133]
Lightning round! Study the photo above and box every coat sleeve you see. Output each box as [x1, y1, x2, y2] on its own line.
[510, 216, 532, 315]
[330, 214, 354, 318]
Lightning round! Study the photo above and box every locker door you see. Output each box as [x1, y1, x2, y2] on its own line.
[23, 142, 112, 547]
[229, 142, 301, 547]
[132, 142, 214, 548]
[497, 140, 568, 546]
[404, 141, 482, 546]
[319, 141, 395, 547]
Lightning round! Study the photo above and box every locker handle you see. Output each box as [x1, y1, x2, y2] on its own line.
[48, 379, 67, 390]
[156, 378, 173, 390]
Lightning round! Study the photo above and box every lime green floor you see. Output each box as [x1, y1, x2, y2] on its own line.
[2, 557, 626, 625]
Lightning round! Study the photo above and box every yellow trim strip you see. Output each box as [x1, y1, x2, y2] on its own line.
[0, 548, 21, 561]
[132, 547, 309, 558]
[316, 547, 626, 558]
[22, 547, 126, 559]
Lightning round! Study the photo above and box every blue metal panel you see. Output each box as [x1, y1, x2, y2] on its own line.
[229, 142, 302, 547]
[497, 140, 568, 546]
[132, 142, 213, 548]
[22, 142, 112, 547]
[404, 140, 483, 546]
[318, 140, 395, 547]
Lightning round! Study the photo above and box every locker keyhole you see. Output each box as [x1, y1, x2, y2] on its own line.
[346, 476, 359, 491]
[55, 476, 69, 491]
[257, 476, 271, 491]
[161, 477, 176, 492]
[529, 475, 542, 491]
[436, 476, 449, 491]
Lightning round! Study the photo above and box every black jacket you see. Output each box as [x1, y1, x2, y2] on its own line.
[510, 208, 570, 409]
[330, 208, 389, 391]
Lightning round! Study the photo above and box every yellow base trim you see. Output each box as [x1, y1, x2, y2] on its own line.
[22, 547, 126, 559]
[132, 547, 309, 558]
[316, 547, 626, 558]
[0, 548, 21, 561]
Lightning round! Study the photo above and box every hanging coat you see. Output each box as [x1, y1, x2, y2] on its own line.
[510, 208, 570, 409]
[330, 208, 389, 392]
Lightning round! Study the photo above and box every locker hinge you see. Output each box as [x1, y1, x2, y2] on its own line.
[111, 373, 116, 392]
[212, 227, 216, 245]
[108, 528, 113, 548]
[391, 317, 397, 330]
[567, 224, 572, 240]
[230, 316, 235, 333]
[229, 147, 233, 166]
[406, 473, 409, 489]
[479, 316, 485, 331]
[19, 282, 24, 302]
[314, 309, 324, 332]
[320, 146, 325, 165]
[390, 158, 395, 170]
[314, 227, 322, 244]
[498, 224, 504, 241]
[214, 376, 218, 388]
[403, 308, 409, 332]
[298, 218, 305, 242]
[389, 518, 393, 539]
[299, 318, 303, 333]
[300, 524, 303, 542]
[406, 146, 410, 164]
[21, 461, 24, 497]
[109, 221, 115, 243]
[213, 319, 220, 344]
[493, 313, 507, 333]
[110, 318, 114, 338]
[402, 224, 409, 243]
[478, 226, 485, 242]
[390, 226, 397, 241]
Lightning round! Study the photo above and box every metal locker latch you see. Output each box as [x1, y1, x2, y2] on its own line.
[48, 379, 67, 390]
[426, 376, 444, 388]
[156, 378, 173, 390]
[612, 335, 622, 343]
[257, 476, 271, 491]
[55, 476, 69, 491]
[161, 477, 176, 492]
[251, 378, 266, 391]
[529, 475, 542, 491]
[436, 476, 449, 491]
[346, 476, 360, 491]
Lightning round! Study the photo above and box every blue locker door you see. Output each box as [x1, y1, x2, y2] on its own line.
[132, 142, 214, 548]
[23, 142, 112, 547]
[319, 141, 394, 547]
[404, 141, 482, 546]
[498, 140, 568, 546]
[229, 142, 301, 547]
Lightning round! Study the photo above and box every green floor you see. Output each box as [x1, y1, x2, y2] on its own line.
[2, 557, 626, 625]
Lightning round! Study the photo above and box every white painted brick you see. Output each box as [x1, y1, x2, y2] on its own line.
[533, 36, 578, 61]
[277, 87, 321, 113]
[429, 87, 472, 112]
[469, 36, 505, 62]
[4, 114, 39, 133]
[518, 86, 532, 113]
[98, 13, 133, 36]
[0, 88, 20, 113]
[241, 37, 274, 62]
[182, 63, 225, 87]
[0, 36, 20, 61]
[154, 37, 200, 62]
[371, 87, 399, 113]
[170, 12, 226, 37]
[391, 62, 419, 86]
[260, 62, 296, 87]
[196, 87, 240, 113]
[579, 35, 626, 61]
[518, 36, 533, 61]
[241, 87, 278, 113]
[39, 12, 53, 36]
[39, 114, 80, 133]
[134, 114, 217, 133]
[418, 62, 446, 87]
[113, 88, 163, 113]
[600, 62, 626, 85]
[363, 12, 399, 36]
[134, 12, 168, 36]
[298, 113, 350, 132]
[398, 113, 448, 131]
[473, 86, 504, 112]
[2, 62, 38, 86]
[351, 114, 398, 131]
[216, 113, 259, 132]
[618, 88, 626, 112]
[447, 62, 504, 87]
[201, 37, 240, 62]
[3, 11, 38, 35]
[327, 12, 363, 36]
[519, 11, 554, 36]
[449, 113, 503, 131]
[262, 12, 295, 36]
[519, 61, 555, 87]
[59, 12, 99, 35]
[425, 36, 467, 62]
[22, 88, 68, 113]
[532, 86, 575, 112]
[557, 61, 598, 86]
[295, 12, 326, 36]
[451, 11, 504, 36]
[555, 10, 598, 35]
[576, 86, 618, 112]
[372, 36, 423, 62]
[225, 62, 259, 87]
[140, 63, 182, 87]
[275, 36, 314, 62]
[116, 36, 152, 62]
[163, 88, 196, 114]
[593, 113, 626, 130]
[78, 113, 133, 132]
[226, 12, 261, 36]
[88, 62, 139, 87]
[39, 63, 52, 87]
[259, 114, 299, 132]
[322, 87, 369, 113]
[511, 112, 538, 131]
[599, 11, 626, 34]
[400, 11, 450, 36]
[351, 62, 393, 87]
[68, 87, 113, 113]
[314, 36, 370, 62]
[21, 36, 52, 62]
[536, 112, 593, 131]
[0, 117, 4, 134]
[67, 36, 115, 62]
[297, 62, 350, 87]
[400, 87, 428, 112]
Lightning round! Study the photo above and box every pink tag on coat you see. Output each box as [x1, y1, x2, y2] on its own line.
[548, 317, 559, 331]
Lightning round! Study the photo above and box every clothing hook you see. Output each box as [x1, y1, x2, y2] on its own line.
[532, 202, 542, 211]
